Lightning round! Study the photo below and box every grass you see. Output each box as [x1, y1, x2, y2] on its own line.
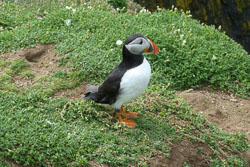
[0, 87, 249, 166]
[0, 0, 249, 166]
[10, 59, 29, 74]
[1, 1, 249, 97]
[31, 71, 86, 96]
[20, 69, 35, 79]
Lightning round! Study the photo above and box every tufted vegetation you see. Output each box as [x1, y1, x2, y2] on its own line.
[1, 1, 249, 97]
[0, 0, 249, 166]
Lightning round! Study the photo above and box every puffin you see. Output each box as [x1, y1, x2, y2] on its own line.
[83, 34, 159, 128]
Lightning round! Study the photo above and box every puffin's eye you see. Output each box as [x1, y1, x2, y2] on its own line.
[139, 40, 143, 45]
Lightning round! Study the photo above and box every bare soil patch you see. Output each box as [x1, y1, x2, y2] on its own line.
[1, 44, 69, 89]
[54, 82, 88, 99]
[177, 89, 250, 140]
[149, 138, 211, 167]
[89, 161, 109, 167]
[177, 89, 250, 165]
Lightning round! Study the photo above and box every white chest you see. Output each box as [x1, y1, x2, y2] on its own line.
[112, 58, 151, 109]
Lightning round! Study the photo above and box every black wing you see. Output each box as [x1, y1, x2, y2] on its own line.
[98, 66, 127, 104]
[84, 66, 127, 105]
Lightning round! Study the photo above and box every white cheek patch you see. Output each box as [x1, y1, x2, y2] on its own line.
[125, 44, 143, 54]
[125, 38, 149, 55]
[130, 44, 143, 53]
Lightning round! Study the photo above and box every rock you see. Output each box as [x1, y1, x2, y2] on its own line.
[135, 0, 250, 53]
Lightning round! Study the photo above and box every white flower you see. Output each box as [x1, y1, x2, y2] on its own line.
[182, 40, 186, 45]
[37, 16, 43, 20]
[66, 6, 72, 9]
[46, 119, 55, 125]
[116, 8, 120, 11]
[157, 6, 162, 11]
[0, 26, 3, 31]
[87, 6, 92, 9]
[72, 9, 76, 14]
[177, 29, 180, 32]
[116, 40, 123, 46]
[65, 19, 71, 26]
[47, 120, 52, 124]
[180, 34, 184, 39]
[140, 8, 147, 13]
[173, 30, 177, 34]
[212, 55, 217, 60]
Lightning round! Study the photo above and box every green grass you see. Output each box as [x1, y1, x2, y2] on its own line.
[31, 71, 86, 96]
[10, 59, 29, 74]
[20, 69, 35, 79]
[0, 0, 249, 166]
[0, 59, 11, 68]
[1, 0, 249, 97]
[0, 87, 249, 166]
[0, 59, 30, 92]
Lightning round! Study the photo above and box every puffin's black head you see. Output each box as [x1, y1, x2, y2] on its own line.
[124, 34, 159, 55]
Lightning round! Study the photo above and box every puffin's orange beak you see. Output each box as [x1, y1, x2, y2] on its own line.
[147, 40, 159, 54]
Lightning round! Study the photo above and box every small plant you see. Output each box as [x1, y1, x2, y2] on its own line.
[0, 59, 11, 68]
[20, 70, 35, 79]
[10, 59, 29, 74]
[108, 0, 128, 10]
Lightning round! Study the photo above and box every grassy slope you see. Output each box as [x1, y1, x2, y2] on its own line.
[1, 0, 249, 96]
[0, 0, 249, 166]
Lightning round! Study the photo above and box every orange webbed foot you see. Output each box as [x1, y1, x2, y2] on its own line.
[117, 112, 136, 128]
[121, 105, 138, 117]
[120, 118, 136, 128]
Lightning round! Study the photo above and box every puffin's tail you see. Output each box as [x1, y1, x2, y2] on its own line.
[82, 84, 99, 101]
[86, 84, 98, 93]
[83, 84, 112, 104]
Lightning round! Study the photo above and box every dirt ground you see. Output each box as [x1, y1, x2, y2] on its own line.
[177, 89, 250, 141]
[149, 137, 212, 167]
[1, 45, 249, 166]
[176, 90, 250, 166]
[1, 44, 69, 89]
